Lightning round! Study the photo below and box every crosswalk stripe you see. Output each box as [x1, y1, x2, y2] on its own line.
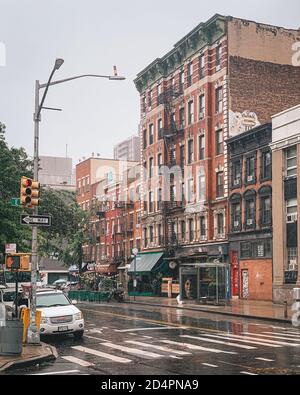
[241, 371, 258, 376]
[263, 332, 300, 338]
[31, 370, 80, 375]
[114, 327, 181, 333]
[126, 340, 192, 356]
[72, 346, 131, 363]
[181, 335, 256, 350]
[201, 334, 281, 348]
[242, 332, 300, 342]
[160, 340, 237, 355]
[256, 358, 275, 362]
[101, 342, 164, 358]
[202, 363, 218, 368]
[85, 335, 108, 341]
[216, 333, 300, 347]
[62, 356, 94, 367]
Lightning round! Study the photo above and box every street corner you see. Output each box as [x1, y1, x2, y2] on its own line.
[0, 342, 57, 373]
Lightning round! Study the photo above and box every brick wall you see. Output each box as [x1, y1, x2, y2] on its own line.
[229, 57, 300, 125]
[240, 259, 273, 301]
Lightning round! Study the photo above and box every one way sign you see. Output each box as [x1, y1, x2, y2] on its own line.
[21, 214, 52, 227]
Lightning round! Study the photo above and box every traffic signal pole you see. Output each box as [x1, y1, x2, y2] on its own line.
[27, 80, 40, 345]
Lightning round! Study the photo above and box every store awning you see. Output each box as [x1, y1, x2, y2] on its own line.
[128, 253, 164, 274]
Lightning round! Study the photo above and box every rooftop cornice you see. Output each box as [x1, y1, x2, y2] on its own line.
[134, 14, 227, 94]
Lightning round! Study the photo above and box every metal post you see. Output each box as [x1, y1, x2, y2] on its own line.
[15, 270, 18, 319]
[27, 80, 40, 345]
[134, 255, 136, 301]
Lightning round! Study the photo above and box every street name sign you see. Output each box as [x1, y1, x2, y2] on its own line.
[11, 198, 20, 207]
[21, 214, 51, 227]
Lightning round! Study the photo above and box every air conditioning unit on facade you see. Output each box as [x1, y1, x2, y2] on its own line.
[199, 112, 205, 120]
[234, 221, 240, 228]
[234, 179, 241, 186]
[287, 214, 298, 223]
[247, 219, 254, 226]
[289, 262, 298, 271]
[200, 235, 206, 241]
[247, 175, 254, 182]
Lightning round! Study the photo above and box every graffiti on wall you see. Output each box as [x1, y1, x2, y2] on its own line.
[229, 110, 261, 137]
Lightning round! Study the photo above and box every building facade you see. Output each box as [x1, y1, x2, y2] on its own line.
[271, 104, 300, 303]
[134, 14, 300, 301]
[113, 135, 140, 162]
[227, 124, 273, 301]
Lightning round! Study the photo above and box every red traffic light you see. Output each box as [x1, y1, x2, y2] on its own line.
[25, 179, 32, 187]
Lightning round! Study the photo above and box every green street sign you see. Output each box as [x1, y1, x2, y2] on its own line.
[11, 198, 20, 207]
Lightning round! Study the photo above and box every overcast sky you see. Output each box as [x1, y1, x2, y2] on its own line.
[0, 0, 299, 166]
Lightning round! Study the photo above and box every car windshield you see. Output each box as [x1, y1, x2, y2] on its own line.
[36, 293, 71, 308]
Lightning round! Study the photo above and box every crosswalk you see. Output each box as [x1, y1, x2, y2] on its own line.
[33, 327, 300, 375]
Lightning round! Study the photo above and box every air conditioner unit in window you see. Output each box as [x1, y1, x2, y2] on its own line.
[234, 179, 241, 186]
[247, 219, 254, 226]
[289, 262, 298, 271]
[234, 221, 240, 228]
[247, 175, 254, 182]
[200, 235, 206, 241]
[199, 112, 205, 120]
[287, 214, 298, 223]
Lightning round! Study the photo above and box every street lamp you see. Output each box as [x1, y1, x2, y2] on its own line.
[27, 59, 125, 345]
[132, 248, 139, 301]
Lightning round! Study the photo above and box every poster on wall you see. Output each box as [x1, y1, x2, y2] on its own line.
[181, 270, 197, 300]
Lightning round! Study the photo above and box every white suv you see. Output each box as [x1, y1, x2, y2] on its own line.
[37, 289, 84, 339]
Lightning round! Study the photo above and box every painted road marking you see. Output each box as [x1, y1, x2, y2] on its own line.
[62, 356, 94, 367]
[221, 333, 300, 347]
[263, 331, 300, 339]
[115, 327, 183, 333]
[201, 334, 281, 348]
[202, 363, 218, 368]
[85, 335, 108, 342]
[128, 333, 138, 336]
[160, 340, 236, 355]
[72, 346, 131, 363]
[181, 335, 256, 350]
[126, 340, 192, 356]
[143, 336, 153, 339]
[256, 358, 275, 362]
[101, 343, 165, 359]
[241, 371, 258, 376]
[242, 332, 300, 342]
[170, 356, 183, 359]
[32, 370, 80, 375]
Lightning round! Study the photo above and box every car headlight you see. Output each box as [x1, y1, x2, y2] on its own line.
[74, 312, 83, 321]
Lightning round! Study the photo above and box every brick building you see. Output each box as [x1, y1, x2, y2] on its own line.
[134, 14, 300, 302]
[227, 124, 273, 301]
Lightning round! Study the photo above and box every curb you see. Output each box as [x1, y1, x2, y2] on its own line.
[0, 343, 58, 373]
[125, 300, 292, 324]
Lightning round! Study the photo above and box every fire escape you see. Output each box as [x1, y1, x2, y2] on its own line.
[157, 84, 185, 255]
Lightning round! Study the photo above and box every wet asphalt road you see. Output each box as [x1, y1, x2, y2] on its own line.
[7, 302, 300, 376]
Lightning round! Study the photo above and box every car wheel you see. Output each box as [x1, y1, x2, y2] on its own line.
[73, 331, 84, 340]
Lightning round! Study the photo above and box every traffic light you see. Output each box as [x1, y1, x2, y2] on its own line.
[6, 254, 30, 270]
[20, 177, 40, 207]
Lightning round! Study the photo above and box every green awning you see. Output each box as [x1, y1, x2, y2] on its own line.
[128, 253, 164, 274]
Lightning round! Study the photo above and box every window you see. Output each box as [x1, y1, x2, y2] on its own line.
[85, 177, 90, 192]
[149, 191, 153, 213]
[180, 145, 185, 168]
[199, 135, 205, 160]
[261, 196, 272, 226]
[245, 193, 256, 228]
[187, 179, 194, 203]
[148, 90, 152, 109]
[288, 247, 298, 269]
[149, 157, 154, 178]
[189, 219, 194, 242]
[170, 148, 176, 166]
[286, 199, 298, 220]
[136, 239, 141, 251]
[217, 213, 224, 237]
[286, 146, 297, 177]
[181, 220, 186, 241]
[143, 129, 147, 149]
[179, 71, 185, 91]
[200, 217, 206, 238]
[199, 94, 205, 118]
[188, 100, 194, 125]
[188, 140, 194, 164]
[187, 62, 193, 86]
[157, 188, 162, 211]
[77, 180, 81, 196]
[216, 172, 224, 198]
[232, 159, 242, 188]
[158, 118, 163, 139]
[216, 45, 222, 69]
[215, 87, 223, 113]
[142, 97, 146, 114]
[261, 150, 272, 180]
[144, 228, 148, 247]
[157, 83, 162, 97]
[231, 200, 241, 231]
[241, 240, 272, 259]
[216, 129, 223, 155]
[170, 112, 176, 131]
[136, 211, 141, 225]
[149, 226, 154, 243]
[245, 155, 256, 184]
[179, 107, 185, 130]
[198, 173, 206, 202]
[149, 124, 154, 145]
[199, 55, 205, 79]
[143, 193, 147, 212]
[158, 224, 162, 245]
[170, 222, 176, 243]
[157, 153, 162, 173]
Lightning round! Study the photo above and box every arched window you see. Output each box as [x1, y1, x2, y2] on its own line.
[230, 194, 242, 232]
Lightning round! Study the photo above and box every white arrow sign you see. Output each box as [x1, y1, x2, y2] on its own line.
[21, 214, 51, 227]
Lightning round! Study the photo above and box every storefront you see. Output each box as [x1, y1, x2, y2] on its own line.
[179, 262, 231, 304]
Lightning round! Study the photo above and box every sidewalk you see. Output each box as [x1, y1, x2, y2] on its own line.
[126, 296, 296, 324]
[0, 343, 57, 373]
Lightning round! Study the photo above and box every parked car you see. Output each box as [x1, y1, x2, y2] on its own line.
[36, 289, 84, 339]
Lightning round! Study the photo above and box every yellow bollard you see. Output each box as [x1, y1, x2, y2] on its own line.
[21, 308, 41, 343]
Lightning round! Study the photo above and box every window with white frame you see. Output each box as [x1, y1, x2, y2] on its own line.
[188, 100, 194, 125]
[199, 54, 205, 79]
[199, 94, 205, 118]
[187, 62, 193, 86]
[199, 135, 205, 160]
[187, 179, 194, 203]
[216, 213, 225, 237]
[149, 124, 154, 145]
[197, 172, 206, 203]
[149, 157, 154, 179]
[200, 216, 206, 238]
[216, 45, 222, 69]
[286, 146, 297, 177]
[188, 139, 194, 164]
[179, 71, 185, 91]
[215, 87, 223, 113]
[158, 118, 163, 139]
